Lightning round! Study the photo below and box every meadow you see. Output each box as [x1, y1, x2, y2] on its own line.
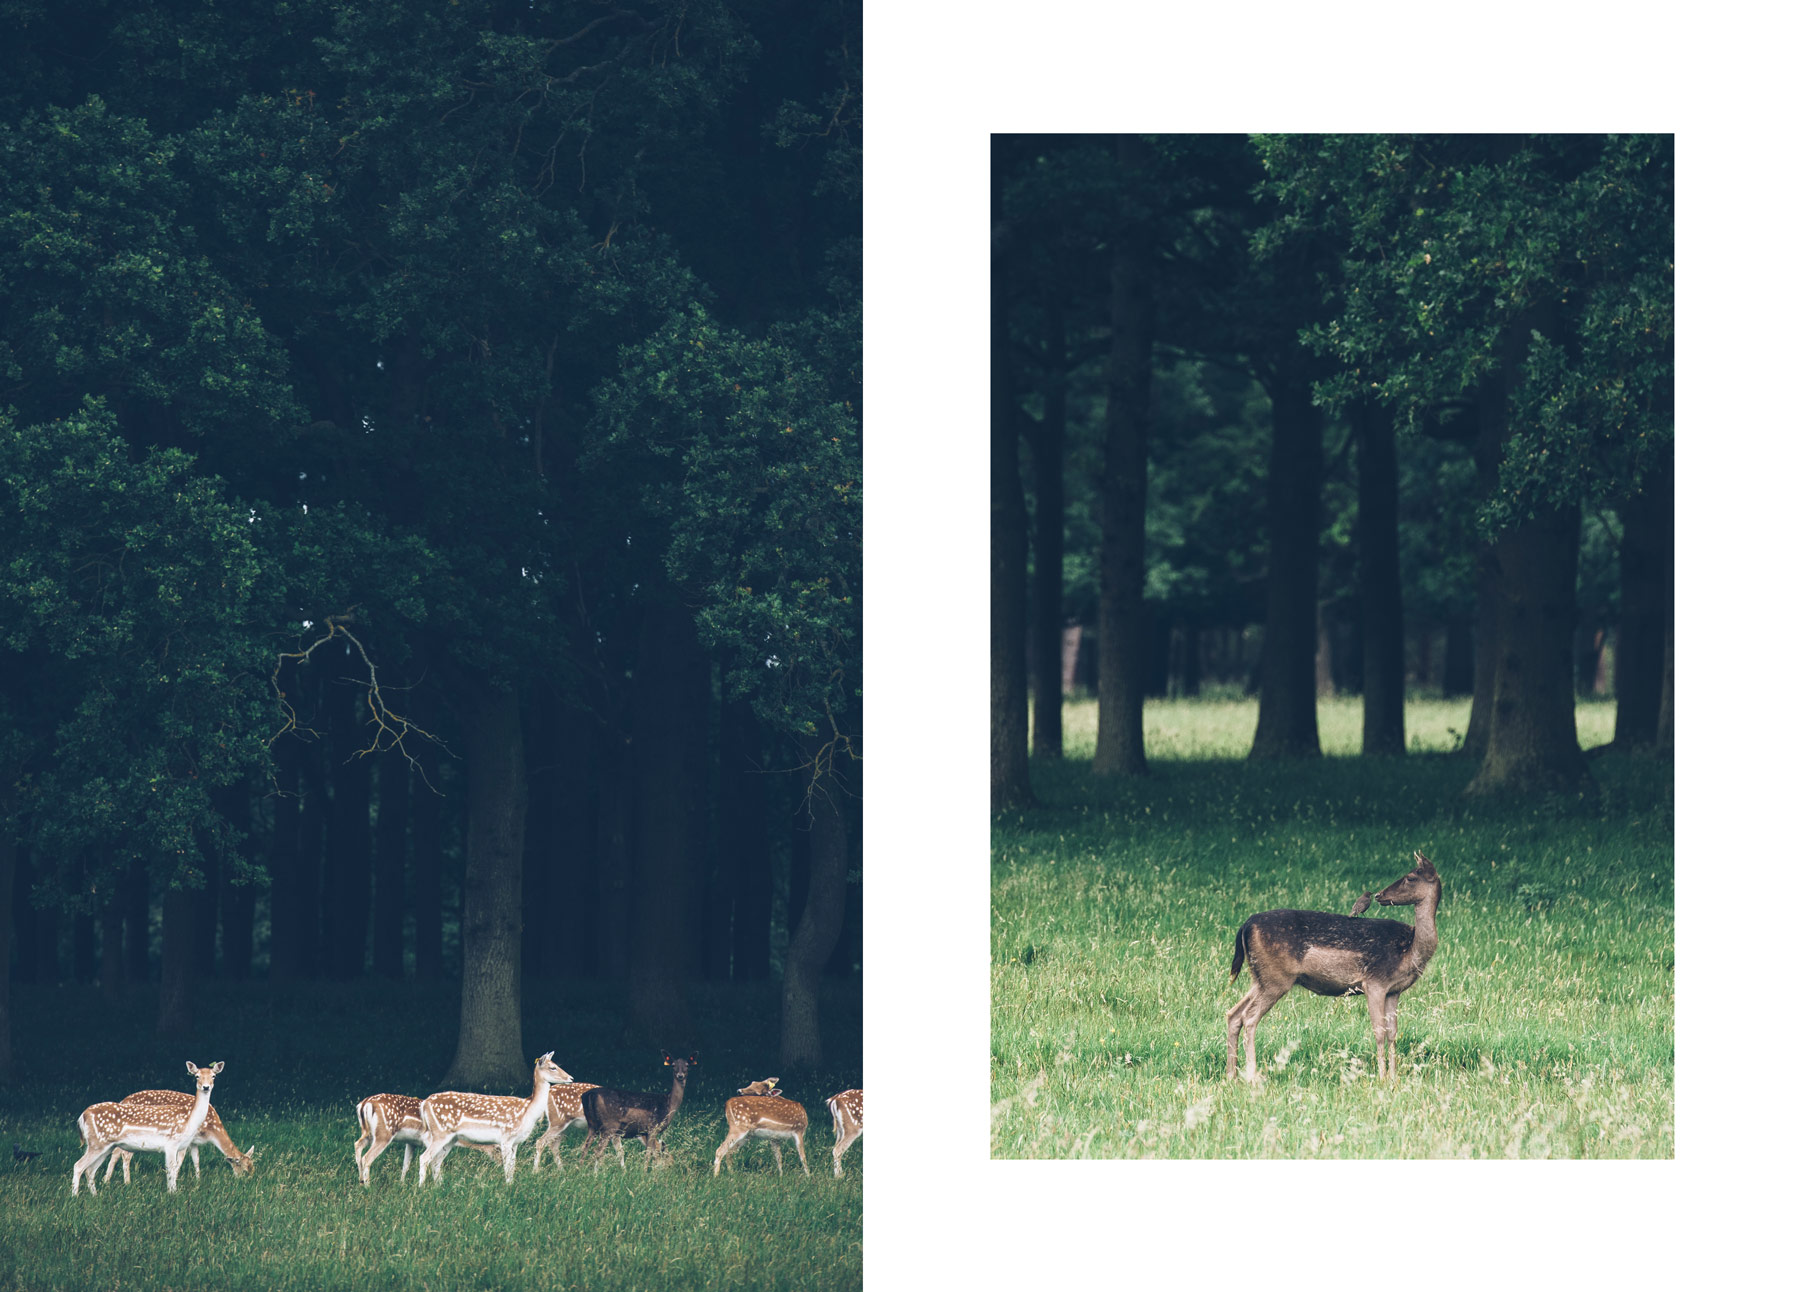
[0, 980, 861, 1291]
[992, 694, 1673, 1159]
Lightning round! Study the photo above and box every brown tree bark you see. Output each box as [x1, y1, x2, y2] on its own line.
[1357, 404, 1406, 755]
[1614, 463, 1672, 748]
[440, 683, 529, 1088]
[780, 770, 848, 1071]
[372, 758, 409, 979]
[1031, 291, 1068, 760]
[626, 602, 708, 1044]
[1250, 369, 1324, 760]
[990, 144, 1034, 808]
[1464, 503, 1594, 795]
[1094, 136, 1155, 778]
[412, 749, 446, 982]
[156, 886, 197, 1036]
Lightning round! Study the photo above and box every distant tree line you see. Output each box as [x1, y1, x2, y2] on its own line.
[992, 134, 1671, 805]
[0, 0, 862, 1081]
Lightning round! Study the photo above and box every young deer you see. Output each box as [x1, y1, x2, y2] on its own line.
[826, 1089, 862, 1178]
[713, 1080, 809, 1176]
[531, 1081, 600, 1172]
[354, 1092, 503, 1184]
[72, 1061, 224, 1195]
[103, 1089, 256, 1184]
[416, 1052, 574, 1184]
[1226, 853, 1442, 1083]
[578, 1054, 695, 1171]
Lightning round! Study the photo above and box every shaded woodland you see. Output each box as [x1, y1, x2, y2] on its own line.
[0, 0, 861, 1081]
[991, 134, 1672, 807]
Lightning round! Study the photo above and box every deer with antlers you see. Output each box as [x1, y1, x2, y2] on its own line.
[713, 1077, 810, 1176]
[578, 1054, 695, 1171]
[102, 1089, 255, 1185]
[416, 1052, 574, 1185]
[1226, 852, 1443, 1082]
[72, 1061, 225, 1195]
[826, 1089, 862, 1178]
[354, 1093, 503, 1184]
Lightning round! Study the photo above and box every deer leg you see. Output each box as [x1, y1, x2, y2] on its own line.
[713, 1126, 750, 1176]
[73, 1146, 106, 1197]
[1225, 986, 1257, 1081]
[792, 1130, 810, 1176]
[1364, 988, 1389, 1080]
[104, 1148, 128, 1184]
[770, 1143, 783, 1175]
[417, 1135, 450, 1185]
[1239, 979, 1291, 1084]
[1384, 993, 1401, 1080]
[163, 1148, 182, 1193]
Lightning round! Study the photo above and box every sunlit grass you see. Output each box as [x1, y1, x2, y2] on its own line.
[994, 695, 1670, 1159]
[0, 981, 861, 1290]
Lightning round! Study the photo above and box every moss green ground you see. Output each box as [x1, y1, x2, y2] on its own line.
[992, 695, 1672, 1158]
[0, 981, 860, 1290]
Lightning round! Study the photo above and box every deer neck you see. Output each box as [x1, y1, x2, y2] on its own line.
[663, 1074, 687, 1121]
[180, 1087, 213, 1143]
[1408, 885, 1441, 970]
[519, 1072, 555, 1137]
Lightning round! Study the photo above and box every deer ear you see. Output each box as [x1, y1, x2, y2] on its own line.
[187, 1061, 200, 1075]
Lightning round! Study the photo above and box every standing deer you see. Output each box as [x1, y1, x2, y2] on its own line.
[531, 1080, 600, 1172]
[354, 1092, 503, 1184]
[578, 1054, 696, 1171]
[416, 1052, 574, 1184]
[103, 1089, 256, 1184]
[1225, 853, 1442, 1082]
[713, 1079, 809, 1176]
[72, 1061, 225, 1195]
[826, 1089, 862, 1178]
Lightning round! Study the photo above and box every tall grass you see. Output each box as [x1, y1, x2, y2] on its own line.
[0, 980, 861, 1290]
[993, 695, 1671, 1159]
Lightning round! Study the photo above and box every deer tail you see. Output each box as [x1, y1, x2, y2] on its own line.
[1230, 921, 1249, 982]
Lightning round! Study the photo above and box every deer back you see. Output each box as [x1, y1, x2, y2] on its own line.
[581, 1086, 667, 1136]
[1235, 908, 1417, 993]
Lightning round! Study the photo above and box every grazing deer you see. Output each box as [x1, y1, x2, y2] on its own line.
[416, 1052, 574, 1185]
[531, 1081, 600, 1172]
[72, 1061, 224, 1195]
[578, 1054, 696, 1171]
[826, 1089, 862, 1178]
[354, 1092, 503, 1184]
[1226, 853, 1442, 1083]
[103, 1089, 256, 1184]
[713, 1080, 809, 1176]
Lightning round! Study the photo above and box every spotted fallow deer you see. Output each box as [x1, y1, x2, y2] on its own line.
[826, 1089, 862, 1178]
[72, 1061, 224, 1195]
[578, 1054, 695, 1171]
[103, 1089, 255, 1184]
[1226, 853, 1442, 1083]
[531, 1081, 600, 1172]
[354, 1093, 503, 1184]
[416, 1052, 574, 1185]
[713, 1079, 809, 1176]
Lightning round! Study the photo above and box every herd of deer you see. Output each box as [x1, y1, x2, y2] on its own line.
[70, 1052, 863, 1196]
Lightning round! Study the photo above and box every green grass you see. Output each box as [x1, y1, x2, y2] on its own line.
[0, 980, 861, 1291]
[993, 695, 1671, 1159]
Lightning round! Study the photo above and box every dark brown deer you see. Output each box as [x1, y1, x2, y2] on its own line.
[1225, 853, 1441, 1082]
[578, 1054, 695, 1170]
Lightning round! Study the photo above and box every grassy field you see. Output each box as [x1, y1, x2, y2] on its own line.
[993, 694, 1673, 1159]
[0, 980, 861, 1291]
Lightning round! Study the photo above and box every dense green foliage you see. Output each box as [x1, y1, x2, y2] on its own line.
[0, 979, 861, 1290]
[993, 697, 1671, 1158]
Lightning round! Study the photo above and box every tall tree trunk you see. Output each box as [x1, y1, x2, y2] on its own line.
[1614, 463, 1672, 748]
[373, 758, 409, 979]
[1250, 368, 1324, 759]
[1357, 403, 1406, 755]
[1463, 380, 1506, 760]
[1464, 505, 1595, 795]
[990, 144, 1034, 808]
[269, 738, 305, 982]
[441, 683, 529, 1088]
[0, 831, 14, 1074]
[780, 770, 849, 1070]
[723, 701, 772, 981]
[550, 706, 598, 979]
[1443, 614, 1474, 697]
[219, 782, 254, 981]
[293, 740, 328, 978]
[156, 886, 197, 1036]
[412, 749, 446, 982]
[1093, 136, 1155, 778]
[1031, 291, 1068, 760]
[627, 602, 708, 1044]
[326, 684, 373, 978]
